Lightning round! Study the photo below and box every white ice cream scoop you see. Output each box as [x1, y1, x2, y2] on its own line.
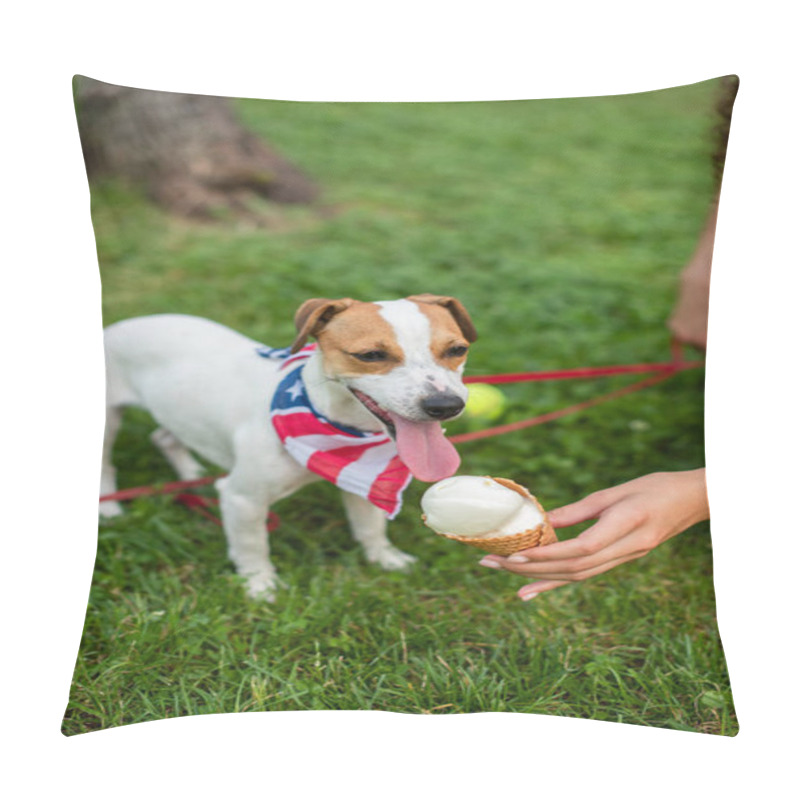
[420, 476, 553, 551]
[421, 476, 530, 536]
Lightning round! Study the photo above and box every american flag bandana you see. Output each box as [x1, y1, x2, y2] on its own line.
[257, 344, 412, 519]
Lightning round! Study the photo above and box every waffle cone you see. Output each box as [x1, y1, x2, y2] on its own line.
[424, 477, 558, 555]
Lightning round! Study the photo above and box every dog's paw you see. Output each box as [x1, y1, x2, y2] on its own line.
[370, 546, 418, 572]
[99, 500, 124, 519]
[244, 571, 283, 602]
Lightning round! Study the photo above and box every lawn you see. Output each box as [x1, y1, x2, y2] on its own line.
[63, 78, 736, 736]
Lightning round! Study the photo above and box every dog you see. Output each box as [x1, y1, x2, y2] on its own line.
[99, 294, 477, 600]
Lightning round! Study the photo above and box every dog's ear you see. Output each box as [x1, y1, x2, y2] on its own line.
[407, 294, 478, 342]
[291, 298, 356, 353]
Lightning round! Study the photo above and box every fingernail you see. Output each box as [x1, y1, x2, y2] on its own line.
[520, 591, 539, 602]
[479, 557, 501, 569]
[507, 554, 528, 563]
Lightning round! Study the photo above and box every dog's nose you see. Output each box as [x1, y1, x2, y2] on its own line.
[420, 393, 465, 420]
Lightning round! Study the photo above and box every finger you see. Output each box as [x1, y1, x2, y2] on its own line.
[517, 580, 569, 600]
[479, 521, 651, 577]
[547, 476, 656, 528]
[500, 550, 647, 583]
[495, 504, 643, 564]
[547, 492, 610, 528]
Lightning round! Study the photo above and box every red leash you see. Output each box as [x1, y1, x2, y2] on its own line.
[463, 341, 701, 385]
[451, 371, 680, 444]
[99, 481, 280, 531]
[462, 358, 703, 385]
[454, 342, 701, 444]
[173, 492, 280, 532]
[100, 475, 217, 502]
[100, 345, 702, 524]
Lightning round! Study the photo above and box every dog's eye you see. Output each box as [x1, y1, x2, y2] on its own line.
[444, 345, 469, 358]
[352, 350, 389, 362]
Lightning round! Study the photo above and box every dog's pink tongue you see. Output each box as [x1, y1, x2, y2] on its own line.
[389, 413, 461, 482]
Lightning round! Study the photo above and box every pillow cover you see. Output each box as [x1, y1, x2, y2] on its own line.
[64, 75, 737, 736]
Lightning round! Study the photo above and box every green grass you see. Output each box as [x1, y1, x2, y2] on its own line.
[64, 78, 736, 736]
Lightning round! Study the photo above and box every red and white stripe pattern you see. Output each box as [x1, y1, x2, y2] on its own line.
[262, 344, 412, 519]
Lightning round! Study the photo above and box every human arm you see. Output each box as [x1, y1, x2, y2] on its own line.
[478, 469, 709, 600]
[668, 197, 718, 351]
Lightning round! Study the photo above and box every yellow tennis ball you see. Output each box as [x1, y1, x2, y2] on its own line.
[464, 383, 507, 421]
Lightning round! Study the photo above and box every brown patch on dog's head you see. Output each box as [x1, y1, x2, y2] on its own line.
[292, 295, 477, 375]
[407, 294, 477, 370]
[291, 298, 355, 353]
[406, 294, 478, 343]
[291, 298, 404, 375]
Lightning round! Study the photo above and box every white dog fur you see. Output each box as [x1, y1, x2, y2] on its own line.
[100, 295, 477, 600]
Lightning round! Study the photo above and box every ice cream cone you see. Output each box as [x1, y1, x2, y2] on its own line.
[422, 476, 558, 555]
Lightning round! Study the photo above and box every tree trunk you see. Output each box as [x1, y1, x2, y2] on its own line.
[74, 76, 319, 221]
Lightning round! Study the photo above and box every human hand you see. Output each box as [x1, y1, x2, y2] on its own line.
[478, 469, 709, 601]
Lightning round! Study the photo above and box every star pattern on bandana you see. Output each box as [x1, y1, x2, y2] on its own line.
[286, 379, 304, 401]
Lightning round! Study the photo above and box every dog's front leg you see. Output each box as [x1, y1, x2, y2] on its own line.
[216, 473, 279, 601]
[341, 492, 417, 571]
